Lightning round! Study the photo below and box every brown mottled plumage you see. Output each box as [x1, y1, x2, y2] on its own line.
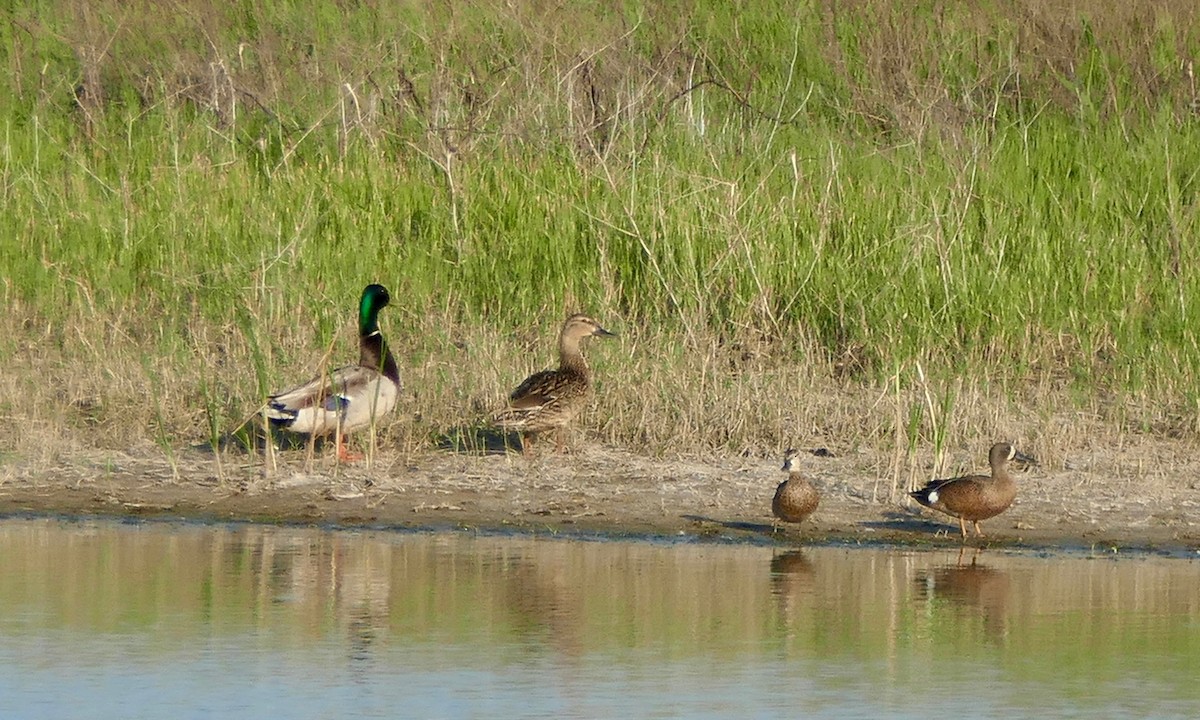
[909, 442, 1036, 539]
[771, 448, 820, 531]
[493, 313, 615, 453]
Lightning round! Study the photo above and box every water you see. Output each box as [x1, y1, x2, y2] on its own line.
[0, 518, 1197, 719]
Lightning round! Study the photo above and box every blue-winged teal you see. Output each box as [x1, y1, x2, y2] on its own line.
[493, 313, 615, 453]
[772, 448, 820, 531]
[264, 284, 401, 461]
[909, 442, 1035, 539]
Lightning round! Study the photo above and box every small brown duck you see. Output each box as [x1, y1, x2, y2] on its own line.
[263, 284, 401, 461]
[493, 313, 615, 453]
[909, 442, 1036, 539]
[772, 448, 820, 531]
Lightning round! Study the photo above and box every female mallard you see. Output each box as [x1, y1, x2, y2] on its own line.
[910, 442, 1036, 539]
[772, 448, 820, 531]
[264, 284, 401, 461]
[493, 313, 615, 453]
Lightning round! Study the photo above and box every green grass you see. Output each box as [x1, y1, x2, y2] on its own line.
[4, 0, 1200, 459]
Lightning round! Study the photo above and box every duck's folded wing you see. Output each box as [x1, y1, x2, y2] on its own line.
[911, 475, 958, 504]
[506, 369, 560, 409]
[265, 365, 384, 434]
[913, 474, 987, 506]
[920, 476, 960, 493]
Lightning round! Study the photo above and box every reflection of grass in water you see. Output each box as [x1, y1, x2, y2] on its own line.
[2, 521, 1198, 704]
[4, 1, 1200, 469]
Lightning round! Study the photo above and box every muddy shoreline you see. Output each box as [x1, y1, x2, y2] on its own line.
[2, 443, 1198, 555]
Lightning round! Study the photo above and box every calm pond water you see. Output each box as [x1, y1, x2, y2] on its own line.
[0, 518, 1197, 719]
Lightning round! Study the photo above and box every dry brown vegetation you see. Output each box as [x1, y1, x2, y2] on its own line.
[4, 1, 1200, 529]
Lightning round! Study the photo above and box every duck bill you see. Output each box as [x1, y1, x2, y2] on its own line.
[1013, 449, 1037, 466]
[594, 326, 617, 338]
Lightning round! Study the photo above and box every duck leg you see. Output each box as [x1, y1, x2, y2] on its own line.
[520, 432, 536, 455]
[957, 517, 968, 540]
[337, 437, 363, 462]
[972, 520, 985, 537]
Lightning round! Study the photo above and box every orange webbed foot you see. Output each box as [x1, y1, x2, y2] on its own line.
[336, 439, 363, 463]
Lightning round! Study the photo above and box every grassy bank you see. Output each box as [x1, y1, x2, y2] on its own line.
[3, 0, 1200, 473]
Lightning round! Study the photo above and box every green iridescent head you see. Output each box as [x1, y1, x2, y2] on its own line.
[358, 284, 391, 334]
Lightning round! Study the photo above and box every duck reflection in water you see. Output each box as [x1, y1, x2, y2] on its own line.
[331, 541, 393, 673]
[769, 549, 815, 625]
[502, 557, 585, 661]
[915, 549, 1012, 642]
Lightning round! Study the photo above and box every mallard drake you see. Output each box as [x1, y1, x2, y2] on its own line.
[264, 284, 401, 461]
[772, 448, 820, 531]
[493, 313, 615, 453]
[910, 442, 1036, 539]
